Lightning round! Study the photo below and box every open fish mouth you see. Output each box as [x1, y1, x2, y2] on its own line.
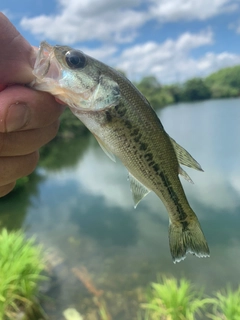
[32, 41, 61, 81]
[31, 41, 121, 111]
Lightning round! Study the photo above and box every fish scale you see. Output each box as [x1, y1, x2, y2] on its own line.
[31, 41, 210, 263]
[105, 103, 186, 215]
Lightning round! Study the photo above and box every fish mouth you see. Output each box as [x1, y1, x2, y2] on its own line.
[32, 41, 61, 81]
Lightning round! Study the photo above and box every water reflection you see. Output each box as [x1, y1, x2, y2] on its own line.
[39, 134, 91, 170]
[1, 98, 240, 318]
[0, 172, 44, 230]
[71, 194, 139, 247]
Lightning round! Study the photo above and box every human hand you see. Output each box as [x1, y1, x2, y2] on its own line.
[0, 13, 64, 197]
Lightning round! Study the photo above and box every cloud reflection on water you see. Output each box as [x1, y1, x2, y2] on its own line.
[24, 98, 240, 302]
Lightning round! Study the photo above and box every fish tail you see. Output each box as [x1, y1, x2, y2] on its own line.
[169, 218, 210, 263]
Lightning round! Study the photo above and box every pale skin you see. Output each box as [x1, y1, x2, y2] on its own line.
[0, 13, 65, 197]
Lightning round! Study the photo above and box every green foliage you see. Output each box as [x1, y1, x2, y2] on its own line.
[0, 229, 46, 319]
[136, 76, 175, 109]
[165, 84, 183, 103]
[39, 134, 91, 171]
[14, 176, 29, 191]
[208, 286, 240, 320]
[135, 66, 240, 105]
[58, 107, 89, 138]
[140, 277, 240, 320]
[205, 65, 240, 98]
[136, 75, 212, 107]
[207, 83, 239, 99]
[182, 78, 211, 101]
[142, 276, 211, 320]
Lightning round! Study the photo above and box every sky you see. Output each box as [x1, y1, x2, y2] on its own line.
[2, 0, 240, 84]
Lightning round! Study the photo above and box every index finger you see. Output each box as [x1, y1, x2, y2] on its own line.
[0, 13, 36, 84]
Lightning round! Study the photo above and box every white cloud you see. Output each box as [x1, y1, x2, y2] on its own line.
[196, 51, 240, 73]
[185, 171, 240, 213]
[20, 0, 239, 44]
[79, 45, 118, 62]
[20, 0, 147, 44]
[149, 0, 238, 22]
[115, 29, 213, 82]
[229, 19, 240, 34]
[19, 0, 240, 83]
[114, 29, 240, 83]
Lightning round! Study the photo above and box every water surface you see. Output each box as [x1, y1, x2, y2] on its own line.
[1, 98, 240, 319]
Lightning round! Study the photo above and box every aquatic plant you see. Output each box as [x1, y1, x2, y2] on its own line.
[141, 276, 211, 320]
[0, 228, 46, 319]
[208, 286, 240, 320]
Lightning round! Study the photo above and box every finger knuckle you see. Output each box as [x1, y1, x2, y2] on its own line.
[0, 181, 16, 198]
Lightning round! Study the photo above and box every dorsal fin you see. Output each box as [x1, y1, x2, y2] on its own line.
[169, 136, 203, 171]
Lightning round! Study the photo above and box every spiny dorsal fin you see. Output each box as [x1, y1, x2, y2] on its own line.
[93, 134, 116, 162]
[128, 173, 150, 208]
[169, 136, 203, 171]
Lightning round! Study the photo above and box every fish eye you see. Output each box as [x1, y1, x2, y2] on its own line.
[65, 50, 86, 69]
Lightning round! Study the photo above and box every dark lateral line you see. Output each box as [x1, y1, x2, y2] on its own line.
[159, 171, 187, 223]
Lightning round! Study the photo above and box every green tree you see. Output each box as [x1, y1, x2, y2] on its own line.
[205, 65, 240, 98]
[165, 84, 183, 103]
[182, 78, 211, 101]
[136, 76, 175, 109]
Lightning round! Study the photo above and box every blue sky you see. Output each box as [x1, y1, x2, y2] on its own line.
[2, 0, 240, 83]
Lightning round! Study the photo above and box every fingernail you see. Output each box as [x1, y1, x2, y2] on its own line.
[6, 103, 30, 132]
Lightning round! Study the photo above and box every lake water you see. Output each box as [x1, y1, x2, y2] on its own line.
[1, 98, 240, 319]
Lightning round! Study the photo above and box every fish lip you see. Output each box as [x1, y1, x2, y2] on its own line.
[32, 41, 61, 81]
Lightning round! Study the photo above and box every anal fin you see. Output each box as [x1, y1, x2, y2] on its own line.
[128, 173, 150, 208]
[179, 166, 194, 184]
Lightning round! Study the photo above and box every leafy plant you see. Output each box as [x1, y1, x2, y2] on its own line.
[141, 276, 211, 320]
[0, 229, 46, 319]
[208, 286, 240, 320]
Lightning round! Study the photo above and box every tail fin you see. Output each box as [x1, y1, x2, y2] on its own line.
[169, 218, 210, 263]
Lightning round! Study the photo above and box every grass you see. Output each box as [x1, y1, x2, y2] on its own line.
[208, 286, 240, 320]
[0, 227, 239, 320]
[140, 277, 240, 320]
[141, 276, 212, 320]
[0, 228, 46, 319]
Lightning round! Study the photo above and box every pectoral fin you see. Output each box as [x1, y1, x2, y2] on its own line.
[93, 135, 116, 162]
[169, 136, 203, 171]
[128, 173, 150, 208]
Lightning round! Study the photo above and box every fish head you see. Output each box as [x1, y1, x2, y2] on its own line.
[31, 41, 120, 111]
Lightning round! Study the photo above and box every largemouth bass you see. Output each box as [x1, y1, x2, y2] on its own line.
[31, 41, 210, 263]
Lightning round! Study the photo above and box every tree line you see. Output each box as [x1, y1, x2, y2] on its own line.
[135, 64, 240, 109]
